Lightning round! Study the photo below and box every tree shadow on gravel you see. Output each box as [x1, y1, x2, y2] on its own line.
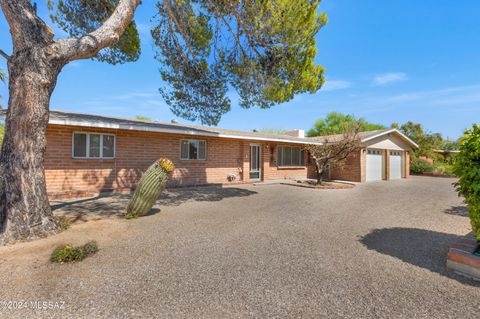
[360, 228, 480, 286]
[157, 185, 257, 207]
[444, 205, 469, 217]
[52, 185, 257, 221]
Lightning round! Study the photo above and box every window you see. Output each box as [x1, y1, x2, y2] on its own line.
[368, 149, 382, 155]
[72, 133, 115, 159]
[180, 139, 206, 160]
[277, 146, 305, 166]
[390, 151, 401, 156]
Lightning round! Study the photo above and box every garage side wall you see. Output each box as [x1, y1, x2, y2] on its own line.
[329, 150, 363, 182]
[405, 151, 410, 178]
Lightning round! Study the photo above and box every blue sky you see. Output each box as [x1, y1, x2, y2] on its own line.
[1, 0, 479, 139]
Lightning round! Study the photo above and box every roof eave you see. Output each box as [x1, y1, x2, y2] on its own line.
[47, 117, 323, 145]
[361, 129, 419, 149]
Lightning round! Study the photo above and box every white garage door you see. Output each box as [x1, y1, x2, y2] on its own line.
[389, 151, 403, 180]
[366, 149, 384, 181]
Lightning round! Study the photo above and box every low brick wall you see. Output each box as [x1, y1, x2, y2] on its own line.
[447, 234, 480, 280]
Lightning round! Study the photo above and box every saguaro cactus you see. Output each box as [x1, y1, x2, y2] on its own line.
[125, 158, 175, 219]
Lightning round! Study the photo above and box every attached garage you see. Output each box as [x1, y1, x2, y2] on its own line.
[389, 151, 403, 180]
[366, 149, 384, 181]
[325, 129, 418, 183]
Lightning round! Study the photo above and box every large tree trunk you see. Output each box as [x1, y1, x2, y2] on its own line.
[0, 47, 65, 244]
[0, 0, 139, 244]
[315, 161, 324, 185]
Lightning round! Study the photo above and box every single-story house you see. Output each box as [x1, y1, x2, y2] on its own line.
[0, 111, 417, 199]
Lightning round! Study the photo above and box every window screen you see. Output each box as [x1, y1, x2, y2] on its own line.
[73, 133, 115, 159]
[278, 146, 305, 166]
[180, 140, 206, 160]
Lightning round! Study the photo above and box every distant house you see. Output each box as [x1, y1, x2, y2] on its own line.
[434, 149, 460, 162]
[0, 111, 417, 199]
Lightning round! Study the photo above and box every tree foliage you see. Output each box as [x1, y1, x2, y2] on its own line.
[134, 115, 153, 121]
[398, 121, 445, 159]
[305, 122, 361, 184]
[47, 0, 326, 125]
[48, 0, 141, 64]
[151, 0, 326, 125]
[307, 112, 385, 137]
[453, 124, 480, 240]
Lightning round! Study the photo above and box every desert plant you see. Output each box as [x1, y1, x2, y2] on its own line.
[50, 241, 98, 263]
[125, 158, 175, 219]
[453, 124, 480, 241]
[410, 159, 433, 175]
[305, 122, 362, 184]
[56, 216, 72, 230]
[82, 241, 99, 255]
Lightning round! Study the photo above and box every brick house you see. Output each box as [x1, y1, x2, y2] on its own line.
[0, 111, 417, 199]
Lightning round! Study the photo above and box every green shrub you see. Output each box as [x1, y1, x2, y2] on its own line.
[410, 158, 433, 175]
[432, 162, 455, 176]
[56, 216, 72, 230]
[51, 241, 98, 263]
[83, 241, 99, 255]
[454, 124, 480, 240]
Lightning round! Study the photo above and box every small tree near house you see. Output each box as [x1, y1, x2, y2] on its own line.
[305, 124, 362, 184]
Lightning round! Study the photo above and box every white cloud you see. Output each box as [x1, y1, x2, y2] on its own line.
[372, 72, 408, 86]
[322, 80, 352, 92]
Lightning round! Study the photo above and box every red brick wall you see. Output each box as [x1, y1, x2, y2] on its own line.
[261, 144, 311, 181]
[328, 149, 363, 182]
[44, 125, 310, 196]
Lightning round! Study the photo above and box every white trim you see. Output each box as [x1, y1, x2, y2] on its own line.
[249, 143, 262, 181]
[361, 129, 419, 149]
[179, 139, 207, 160]
[46, 118, 321, 145]
[72, 132, 116, 159]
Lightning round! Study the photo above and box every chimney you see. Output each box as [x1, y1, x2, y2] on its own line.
[171, 119, 178, 124]
[285, 129, 305, 138]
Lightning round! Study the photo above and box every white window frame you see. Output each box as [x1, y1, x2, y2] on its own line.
[180, 139, 207, 160]
[72, 132, 116, 159]
[277, 145, 305, 167]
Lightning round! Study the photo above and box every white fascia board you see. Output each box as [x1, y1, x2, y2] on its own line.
[49, 118, 322, 146]
[361, 129, 419, 149]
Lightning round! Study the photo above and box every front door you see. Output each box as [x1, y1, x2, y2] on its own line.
[249, 144, 261, 181]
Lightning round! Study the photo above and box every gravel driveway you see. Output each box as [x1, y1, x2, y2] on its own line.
[1, 176, 479, 318]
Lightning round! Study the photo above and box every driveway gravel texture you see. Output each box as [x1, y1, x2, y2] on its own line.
[0, 176, 479, 318]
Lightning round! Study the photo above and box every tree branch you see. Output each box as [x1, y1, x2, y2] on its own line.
[0, 49, 11, 60]
[0, 0, 54, 50]
[49, 0, 141, 61]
